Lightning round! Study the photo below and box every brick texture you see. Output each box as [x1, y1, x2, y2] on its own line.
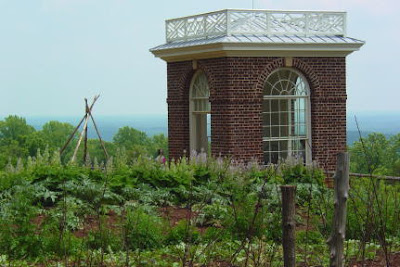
[167, 57, 346, 172]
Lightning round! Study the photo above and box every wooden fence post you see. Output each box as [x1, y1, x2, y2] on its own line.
[327, 152, 350, 267]
[281, 185, 297, 267]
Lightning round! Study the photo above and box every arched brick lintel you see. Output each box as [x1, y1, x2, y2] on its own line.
[179, 68, 194, 100]
[254, 58, 285, 95]
[166, 61, 215, 101]
[177, 64, 215, 102]
[255, 57, 321, 97]
[196, 62, 217, 102]
[292, 58, 321, 96]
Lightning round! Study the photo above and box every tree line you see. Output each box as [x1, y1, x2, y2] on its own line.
[0, 115, 168, 169]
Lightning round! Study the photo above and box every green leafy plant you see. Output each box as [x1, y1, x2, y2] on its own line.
[123, 205, 166, 250]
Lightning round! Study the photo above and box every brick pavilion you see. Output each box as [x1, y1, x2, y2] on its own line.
[151, 9, 364, 172]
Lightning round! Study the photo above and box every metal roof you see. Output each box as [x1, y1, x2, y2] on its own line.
[151, 34, 364, 52]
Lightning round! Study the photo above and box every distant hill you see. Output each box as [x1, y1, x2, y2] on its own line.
[347, 130, 372, 145]
[347, 112, 399, 134]
[346, 112, 399, 145]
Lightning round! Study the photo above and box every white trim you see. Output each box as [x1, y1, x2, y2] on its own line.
[263, 95, 309, 99]
[192, 111, 210, 114]
[166, 9, 347, 22]
[151, 42, 364, 62]
[192, 96, 209, 100]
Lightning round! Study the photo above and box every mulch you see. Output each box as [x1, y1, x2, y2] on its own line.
[348, 251, 400, 266]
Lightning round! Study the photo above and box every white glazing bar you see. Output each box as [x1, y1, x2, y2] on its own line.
[166, 9, 346, 43]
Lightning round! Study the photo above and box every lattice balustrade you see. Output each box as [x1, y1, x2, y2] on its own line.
[166, 9, 346, 43]
[166, 11, 227, 42]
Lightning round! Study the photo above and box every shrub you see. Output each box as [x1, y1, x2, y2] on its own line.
[0, 183, 43, 259]
[87, 226, 122, 252]
[166, 219, 200, 245]
[124, 205, 166, 250]
[279, 160, 325, 185]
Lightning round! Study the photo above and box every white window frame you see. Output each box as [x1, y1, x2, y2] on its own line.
[189, 70, 211, 153]
[263, 68, 312, 165]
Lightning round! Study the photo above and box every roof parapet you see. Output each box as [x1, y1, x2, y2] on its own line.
[166, 9, 347, 43]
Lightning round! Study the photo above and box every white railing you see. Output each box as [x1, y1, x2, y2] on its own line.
[166, 9, 346, 43]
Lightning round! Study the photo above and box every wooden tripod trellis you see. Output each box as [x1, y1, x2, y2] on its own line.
[60, 95, 109, 163]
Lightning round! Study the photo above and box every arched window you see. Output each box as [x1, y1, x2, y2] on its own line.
[190, 70, 211, 153]
[263, 68, 311, 164]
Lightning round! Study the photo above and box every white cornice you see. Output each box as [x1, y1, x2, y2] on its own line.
[151, 42, 364, 62]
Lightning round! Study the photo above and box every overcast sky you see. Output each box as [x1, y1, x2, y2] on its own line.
[0, 0, 399, 116]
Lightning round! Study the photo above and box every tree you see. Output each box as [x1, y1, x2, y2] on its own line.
[112, 126, 167, 159]
[113, 127, 148, 148]
[349, 133, 400, 176]
[0, 116, 36, 167]
[39, 121, 76, 150]
[0, 140, 27, 168]
[25, 131, 47, 157]
[148, 133, 168, 158]
[386, 134, 400, 176]
[0, 115, 35, 143]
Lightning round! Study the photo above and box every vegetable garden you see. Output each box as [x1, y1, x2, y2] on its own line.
[1, 149, 399, 266]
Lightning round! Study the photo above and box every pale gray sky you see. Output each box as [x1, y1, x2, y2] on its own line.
[0, 0, 399, 116]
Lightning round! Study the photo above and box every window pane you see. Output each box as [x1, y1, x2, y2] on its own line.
[291, 139, 306, 163]
[280, 110, 289, 137]
[271, 99, 279, 113]
[193, 99, 211, 112]
[280, 111, 289, 126]
[299, 111, 306, 124]
[270, 141, 279, 152]
[271, 113, 279, 126]
[279, 140, 288, 151]
[271, 126, 280, 138]
[280, 151, 288, 161]
[298, 124, 307, 136]
[263, 141, 270, 151]
[263, 152, 271, 164]
[280, 125, 289, 137]
[263, 100, 270, 111]
[270, 152, 279, 164]
[262, 113, 271, 125]
[263, 126, 270, 137]
[293, 123, 306, 136]
[207, 114, 211, 143]
[203, 100, 208, 111]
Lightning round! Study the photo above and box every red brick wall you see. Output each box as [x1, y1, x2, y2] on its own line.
[166, 61, 193, 159]
[167, 57, 346, 172]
